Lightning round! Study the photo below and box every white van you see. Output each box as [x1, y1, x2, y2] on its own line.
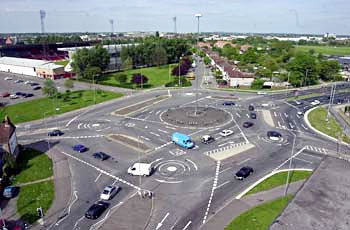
[257, 91, 267, 95]
[127, 163, 153, 176]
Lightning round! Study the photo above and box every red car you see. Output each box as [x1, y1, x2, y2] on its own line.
[0, 92, 10, 97]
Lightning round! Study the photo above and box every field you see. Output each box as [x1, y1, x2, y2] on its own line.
[295, 45, 350, 56]
[0, 90, 123, 124]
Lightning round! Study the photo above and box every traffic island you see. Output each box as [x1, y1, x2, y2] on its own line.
[161, 106, 231, 128]
[107, 134, 151, 152]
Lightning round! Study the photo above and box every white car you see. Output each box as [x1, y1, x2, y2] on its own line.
[295, 100, 302, 105]
[297, 111, 303, 116]
[219, 129, 234, 137]
[100, 185, 120, 200]
[24, 80, 32, 84]
[310, 100, 320, 106]
[4, 77, 12, 80]
[10, 94, 18, 99]
[257, 91, 267, 95]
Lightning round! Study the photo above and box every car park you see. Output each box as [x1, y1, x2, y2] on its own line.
[3, 186, 19, 199]
[72, 144, 88, 153]
[243, 121, 254, 128]
[85, 201, 109, 219]
[219, 129, 234, 137]
[250, 112, 257, 119]
[235, 166, 254, 180]
[93, 152, 110, 161]
[100, 185, 120, 200]
[267, 131, 282, 140]
[201, 135, 215, 144]
[223, 101, 235, 106]
[248, 105, 254, 111]
[48, 129, 64, 136]
[33, 86, 41, 90]
[0, 92, 10, 98]
[10, 94, 19, 99]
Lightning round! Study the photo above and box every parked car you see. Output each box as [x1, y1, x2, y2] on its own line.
[250, 112, 257, 119]
[219, 129, 234, 137]
[267, 131, 282, 140]
[243, 121, 254, 128]
[257, 91, 267, 95]
[30, 82, 39, 86]
[4, 77, 12, 80]
[295, 100, 303, 105]
[72, 144, 88, 153]
[201, 135, 215, 144]
[223, 101, 235, 106]
[10, 94, 18, 99]
[310, 100, 320, 106]
[24, 80, 33, 84]
[15, 92, 23, 96]
[248, 105, 254, 111]
[0, 92, 10, 98]
[33, 86, 41, 90]
[14, 79, 23, 83]
[235, 166, 254, 180]
[100, 185, 120, 200]
[3, 186, 19, 198]
[22, 93, 34, 98]
[93, 152, 110, 161]
[85, 201, 109, 219]
[48, 129, 64, 136]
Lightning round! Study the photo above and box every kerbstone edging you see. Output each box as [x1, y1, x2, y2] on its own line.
[304, 106, 349, 145]
[235, 168, 313, 199]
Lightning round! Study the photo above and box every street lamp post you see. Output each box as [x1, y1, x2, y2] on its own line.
[194, 13, 202, 116]
[284, 131, 296, 196]
[44, 111, 51, 151]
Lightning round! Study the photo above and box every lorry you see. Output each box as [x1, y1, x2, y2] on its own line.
[127, 163, 153, 176]
[171, 132, 194, 149]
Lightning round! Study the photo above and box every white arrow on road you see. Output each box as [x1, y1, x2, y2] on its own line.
[156, 212, 170, 230]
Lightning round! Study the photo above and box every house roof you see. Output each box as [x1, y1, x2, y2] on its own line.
[0, 116, 16, 144]
[0, 57, 49, 68]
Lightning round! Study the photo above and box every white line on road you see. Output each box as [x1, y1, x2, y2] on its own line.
[140, 136, 150, 141]
[166, 126, 176, 130]
[150, 132, 161, 137]
[54, 191, 78, 226]
[66, 115, 78, 127]
[246, 113, 249, 118]
[158, 129, 169, 134]
[301, 124, 309, 130]
[182, 221, 192, 230]
[73, 216, 84, 230]
[89, 202, 123, 230]
[294, 157, 313, 164]
[155, 110, 162, 115]
[273, 147, 306, 172]
[94, 172, 103, 182]
[156, 212, 170, 230]
[238, 158, 251, 165]
[300, 153, 322, 159]
[185, 159, 198, 171]
[274, 111, 277, 117]
[150, 158, 163, 165]
[277, 121, 282, 128]
[77, 123, 83, 129]
[236, 113, 241, 118]
[215, 181, 230, 190]
[219, 167, 231, 174]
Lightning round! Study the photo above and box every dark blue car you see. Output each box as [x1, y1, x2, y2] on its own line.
[223, 101, 235, 106]
[72, 144, 88, 153]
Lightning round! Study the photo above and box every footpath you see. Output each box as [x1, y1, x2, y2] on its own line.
[200, 180, 304, 230]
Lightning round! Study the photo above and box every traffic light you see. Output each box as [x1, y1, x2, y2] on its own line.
[37, 207, 43, 218]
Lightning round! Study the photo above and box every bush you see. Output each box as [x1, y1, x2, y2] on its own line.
[251, 78, 265, 89]
[131, 73, 148, 86]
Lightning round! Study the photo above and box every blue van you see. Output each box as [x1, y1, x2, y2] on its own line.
[171, 132, 194, 149]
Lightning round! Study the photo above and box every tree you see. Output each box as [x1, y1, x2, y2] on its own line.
[42, 79, 58, 98]
[203, 56, 210, 65]
[251, 78, 265, 89]
[287, 52, 319, 86]
[131, 73, 148, 87]
[64, 78, 74, 90]
[85, 66, 102, 81]
[115, 74, 128, 83]
[152, 46, 168, 67]
[319, 60, 341, 81]
[122, 56, 133, 70]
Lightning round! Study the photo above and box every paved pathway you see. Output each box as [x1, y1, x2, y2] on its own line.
[200, 180, 304, 230]
[16, 177, 53, 187]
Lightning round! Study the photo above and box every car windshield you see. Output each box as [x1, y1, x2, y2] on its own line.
[102, 190, 110, 195]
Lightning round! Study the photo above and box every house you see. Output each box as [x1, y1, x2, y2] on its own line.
[0, 116, 19, 160]
[214, 41, 235, 49]
[197, 42, 211, 48]
[240, 45, 253, 52]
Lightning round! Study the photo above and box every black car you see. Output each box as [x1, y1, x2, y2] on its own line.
[223, 101, 235, 106]
[85, 201, 109, 219]
[48, 129, 64, 136]
[235, 166, 254, 180]
[33, 86, 41, 90]
[93, 152, 110, 161]
[243, 121, 254, 128]
[23, 93, 34, 98]
[201, 135, 215, 144]
[248, 105, 254, 111]
[267, 131, 282, 139]
[15, 92, 23, 96]
[250, 112, 256, 119]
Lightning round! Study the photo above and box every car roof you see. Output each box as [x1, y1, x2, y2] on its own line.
[104, 185, 115, 190]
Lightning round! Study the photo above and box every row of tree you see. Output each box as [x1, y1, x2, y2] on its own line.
[27, 35, 83, 44]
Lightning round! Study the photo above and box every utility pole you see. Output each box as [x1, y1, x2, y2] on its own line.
[194, 13, 202, 116]
[284, 131, 296, 196]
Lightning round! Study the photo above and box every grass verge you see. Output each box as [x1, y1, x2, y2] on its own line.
[54, 60, 69, 66]
[245, 171, 311, 196]
[295, 45, 350, 56]
[1, 90, 123, 124]
[287, 92, 322, 101]
[17, 181, 54, 224]
[308, 107, 350, 143]
[225, 195, 292, 230]
[12, 148, 53, 185]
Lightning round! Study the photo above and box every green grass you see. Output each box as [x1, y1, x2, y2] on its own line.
[308, 107, 350, 143]
[99, 64, 181, 89]
[245, 171, 311, 196]
[12, 148, 53, 185]
[295, 45, 350, 56]
[17, 181, 54, 224]
[287, 92, 322, 101]
[54, 60, 69, 66]
[1, 90, 123, 124]
[225, 195, 292, 230]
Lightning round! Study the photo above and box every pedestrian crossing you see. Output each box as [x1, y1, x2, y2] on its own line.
[304, 145, 329, 155]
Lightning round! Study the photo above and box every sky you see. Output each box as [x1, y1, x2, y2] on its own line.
[0, 0, 349, 35]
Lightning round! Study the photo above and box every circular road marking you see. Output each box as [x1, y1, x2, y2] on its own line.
[167, 166, 177, 172]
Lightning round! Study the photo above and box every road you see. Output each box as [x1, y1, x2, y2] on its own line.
[11, 60, 350, 230]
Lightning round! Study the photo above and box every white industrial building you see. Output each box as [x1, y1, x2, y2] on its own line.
[0, 57, 66, 79]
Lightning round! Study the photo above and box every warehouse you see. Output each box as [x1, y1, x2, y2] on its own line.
[0, 57, 65, 79]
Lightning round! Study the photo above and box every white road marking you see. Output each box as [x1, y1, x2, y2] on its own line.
[300, 153, 322, 159]
[89, 202, 123, 230]
[77, 123, 83, 129]
[289, 123, 294, 129]
[215, 181, 230, 190]
[274, 111, 277, 117]
[73, 216, 84, 230]
[301, 124, 309, 130]
[156, 212, 170, 230]
[185, 159, 198, 171]
[294, 157, 313, 164]
[155, 110, 162, 115]
[219, 167, 231, 174]
[54, 191, 78, 226]
[150, 158, 163, 165]
[154, 142, 172, 150]
[66, 115, 78, 127]
[284, 113, 288, 118]
[150, 132, 160, 137]
[182, 221, 192, 230]
[246, 114, 249, 118]
[140, 136, 150, 141]
[94, 172, 103, 182]
[236, 113, 241, 118]
[155, 179, 182, 184]
[158, 129, 169, 134]
[273, 147, 306, 171]
[166, 126, 176, 130]
[238, 158, 251, 165]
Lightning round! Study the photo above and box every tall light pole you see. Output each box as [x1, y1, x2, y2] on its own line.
[284, 131, 296, 196]
[194, 13, 202, 116]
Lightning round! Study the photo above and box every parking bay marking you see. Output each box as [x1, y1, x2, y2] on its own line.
[238, 158, 251, 165]
[215, 181, 230, 190]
